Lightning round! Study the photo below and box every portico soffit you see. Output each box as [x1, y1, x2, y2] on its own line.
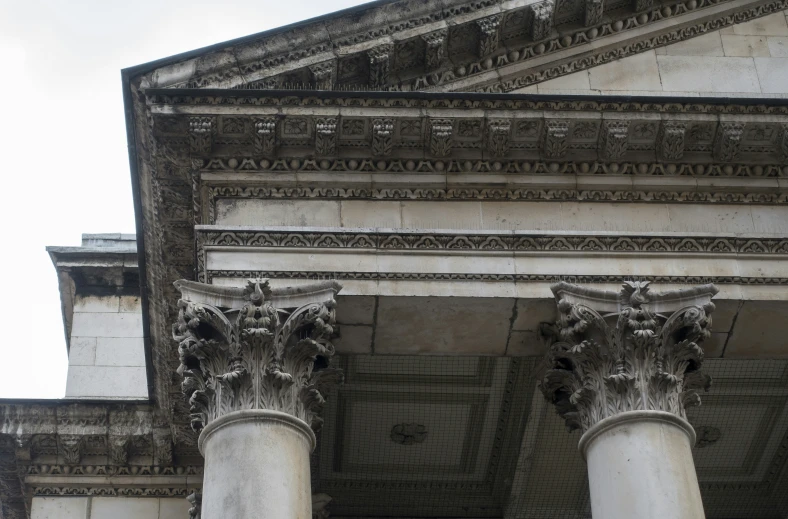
[131, 0, 785, 93]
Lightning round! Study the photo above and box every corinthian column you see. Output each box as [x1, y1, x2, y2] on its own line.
[173, 279, 342, 519]
[541, 281, 717, 519]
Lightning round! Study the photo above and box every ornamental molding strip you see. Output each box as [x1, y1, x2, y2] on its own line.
[540, 281, 717, 433]
[173, 279, 343, 433]
[135, 0, 783, 94]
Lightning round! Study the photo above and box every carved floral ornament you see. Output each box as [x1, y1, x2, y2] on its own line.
[540, 281, 717, 433]
[172, 279, 343, 433]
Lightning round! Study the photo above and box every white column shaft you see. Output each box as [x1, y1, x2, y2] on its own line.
[199, 410, 315, 519]
[582, 412, 704, 519]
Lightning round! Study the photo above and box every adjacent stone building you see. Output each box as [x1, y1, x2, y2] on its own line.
[2, 0, 788, 517]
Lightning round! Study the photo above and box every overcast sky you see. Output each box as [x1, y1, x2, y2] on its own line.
[0, 0, 366, 399]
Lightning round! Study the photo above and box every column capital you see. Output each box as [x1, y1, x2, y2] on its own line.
[172, 279, 343, 434]
[541, 281, 717, 433]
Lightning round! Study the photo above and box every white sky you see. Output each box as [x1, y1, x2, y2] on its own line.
[0, 0, 365, 399]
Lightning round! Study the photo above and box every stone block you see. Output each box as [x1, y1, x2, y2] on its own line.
[703, 332, 728, 358]
[711, 300, 741, 333]
[666, 205, 755, 234]
[537, 71, 591, 92]
[401, 201, 482, 229]
[657, 56, 761, 93]
[214, 199, 342, 227]
[91, 497, 159, 519]
[374, 297, 514, 355]
[340, 201, 402, 228]
[511, 299, 556, 332]
[506, 330, 548, 356]
[74, 295, 119, 313]
[659, 32, 724, 56]
[722, 12, 788, 36]
[31, 497, 88, 519]
[721, 35, 770, 56]
[71, 312, 144, 338]
[336, 295, 376, 324]
[480, 202, 564, 231]
[158, 499, 191, 519]
[95, 337, 146, 367]
[751, 206, 788, 234]
[335, 324, 374, 354]
[754, 57, 788, 93]
[65, 366, 148, 399]
[588, 51, 662, 91]
[561, 202, 671, 232]
[768, 36, 788, 56]
[69, 337, 97, 366]
[118, 295, 141, 313]
[208, 249, 377, 273]
[724, 301, 788, 358]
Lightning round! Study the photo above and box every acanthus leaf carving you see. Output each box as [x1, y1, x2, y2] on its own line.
[309, 61, 336, 90]
[584, 0, 604, 27]
[372, 118, 394, 157]
[531, 1, 554, 41]
[108, 435, 130, 466]
[543, 120, 569, 159]
[368, 45, 393, 88]
[188, 117, 215, 154]
[779, 123, 788, 163]
[540, 281, 717, 433]
[428, 119, 453, 157]
[477, 15, 502, 57]
[173, 279, 343, 433]
[633, 0, 654, 11]
[315, 117, 338, 156]
[487, 120, 511, 156]
[658, 121, 687, 161]
[187, 491, 202, 519]
[714, 122, 745, 162]
[600, 120, 630, 160]
[422, 30, 448, 70]
[58, 435, 84, 465]
[253, 117, 278, 157]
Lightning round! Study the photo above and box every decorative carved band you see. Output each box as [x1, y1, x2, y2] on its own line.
[173, 279, 343, 433]
[541, 281, 716, 433]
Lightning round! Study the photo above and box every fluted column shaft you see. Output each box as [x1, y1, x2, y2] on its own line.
[173, 279, 342, 519]
[541, 281, 717, 519]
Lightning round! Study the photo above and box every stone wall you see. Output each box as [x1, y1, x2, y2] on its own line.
[514, 11, 788, 96]
[31, 497, 188, 519]
[65, 294, 147, 400]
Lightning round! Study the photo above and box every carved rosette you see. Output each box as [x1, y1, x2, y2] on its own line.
[173, 280, 343, 433]
[541, 281, 717, 433]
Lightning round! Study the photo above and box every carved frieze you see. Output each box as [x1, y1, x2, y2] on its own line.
[714, 122, 745, 162]
[372, 118, 394, 157]
[477, 15, 502, 56]
[315, 118, 338, 156]
[188, 117, 215, 154]
[541, 281, 717, 433]
[487, 120, 511, 156]
[309, 61, 336, 90]
[658, 121, 687, 161]
[584, 0, 604, 26]
[368, 44, 393, 88]
[531, 1, 554, 41]
[543, 120, 569, 158]
[429, 119, 453, 157]
[422, 30, 448, 70]
[780, 124, 788, 162]
[600, 121, 630, 160]
[173, 279, 343, 432]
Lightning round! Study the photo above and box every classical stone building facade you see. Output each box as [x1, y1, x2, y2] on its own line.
[2, 0, 788, 518]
